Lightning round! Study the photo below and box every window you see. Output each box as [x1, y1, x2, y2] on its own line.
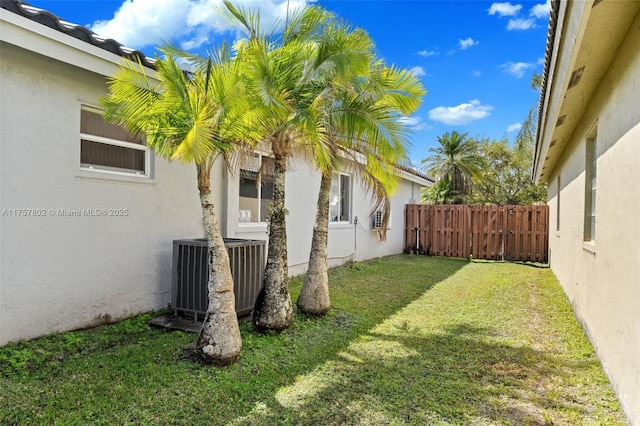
[329, 173, 351, 222]
[80, 106, 149, 177]
[239, 153, 274, 223]
[556, 174, 561, 232]
[584, 133, 597, 241]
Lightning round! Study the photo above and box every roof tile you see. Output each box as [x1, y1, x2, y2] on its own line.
[0, 0, 156, 69]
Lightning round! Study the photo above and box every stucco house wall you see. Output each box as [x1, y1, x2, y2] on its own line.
[534, 1, 640, 423]
[224, 155, 427, 277]
[1, 1, 431, 346]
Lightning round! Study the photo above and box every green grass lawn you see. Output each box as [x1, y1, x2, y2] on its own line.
[0, 256, 626, 425]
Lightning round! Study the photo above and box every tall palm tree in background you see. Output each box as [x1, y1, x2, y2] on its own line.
[101, 46, 262, 365]
[297, 59, 425, 315]
[421, 130, 483, 204]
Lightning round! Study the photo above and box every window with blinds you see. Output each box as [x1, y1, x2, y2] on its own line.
[80, 106, 149, 177]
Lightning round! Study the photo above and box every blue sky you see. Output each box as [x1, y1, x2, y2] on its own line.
[30, 0, 550, 166]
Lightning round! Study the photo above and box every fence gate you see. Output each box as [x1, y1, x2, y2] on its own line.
[405, 204, 549, 263]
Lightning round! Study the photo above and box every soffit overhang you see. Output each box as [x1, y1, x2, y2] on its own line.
[533, 0, 640, 184]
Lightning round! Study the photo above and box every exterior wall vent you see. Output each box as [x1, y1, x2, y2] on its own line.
[568, 66, 585, 89]
[371, 210, 391, 230]
[372, 211, 383, 229]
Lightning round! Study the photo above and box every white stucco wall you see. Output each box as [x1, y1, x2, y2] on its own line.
[0, 42, 205, 345]
[0, 40, 427, 346]
[546, 11, 640, 423]
[223, 158, 427, 277]
[0, 6, 430, 346]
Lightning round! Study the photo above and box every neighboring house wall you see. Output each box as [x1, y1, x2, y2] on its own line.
[535, 2, 640, 423]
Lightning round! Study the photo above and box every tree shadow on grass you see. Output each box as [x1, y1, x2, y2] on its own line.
[229, 322, 604, 425]
[26, 256, 470, 424]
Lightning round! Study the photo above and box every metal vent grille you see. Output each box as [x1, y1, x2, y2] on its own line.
[371, 211, 392, 230]
[372, 211, 383, 229]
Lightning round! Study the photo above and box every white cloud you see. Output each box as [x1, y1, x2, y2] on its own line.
[428, 100, 493, 125]
[487, 2, 522, 17]
[507, 123, 522, 133]
[409, 66, 426, 77]
[471, 70, 482, 77]
[399, 116, 431, 131]
[417, 50, 438, 57]
[489, 1, 547, 30]
[459, 37, 478, 50]
[530, 0, 551, 18]
[507, 18, 536, 30]
[500, 61, 533, 78]
[181, 31, 210, 50]
[91, 0, 193, 48]
[89, 0, 313, 49]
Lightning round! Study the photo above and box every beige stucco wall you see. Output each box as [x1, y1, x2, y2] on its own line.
[0, 42, 205, 345]
[546, 10, 640, 423]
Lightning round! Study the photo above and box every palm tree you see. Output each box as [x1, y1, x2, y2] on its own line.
[422, 178, 452, 204]
[297, 59, 425, 315]
[515, 72, 542, 153]
[225, 2, 370, 330]
[100, 47, 261, 365]
[421, 131, 482, 204]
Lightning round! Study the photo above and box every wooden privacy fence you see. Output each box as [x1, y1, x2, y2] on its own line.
[405, 204, 549, 263]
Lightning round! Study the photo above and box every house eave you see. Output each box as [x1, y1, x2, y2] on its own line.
[0, 4, 158, 81]
[533, 0, 640, 184]
[395, 164, 434, 187]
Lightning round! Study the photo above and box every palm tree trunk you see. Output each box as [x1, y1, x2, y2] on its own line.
[253, 152, 293, 331]
[297, 172, 331, 315]
[195, 163, 242, 365]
